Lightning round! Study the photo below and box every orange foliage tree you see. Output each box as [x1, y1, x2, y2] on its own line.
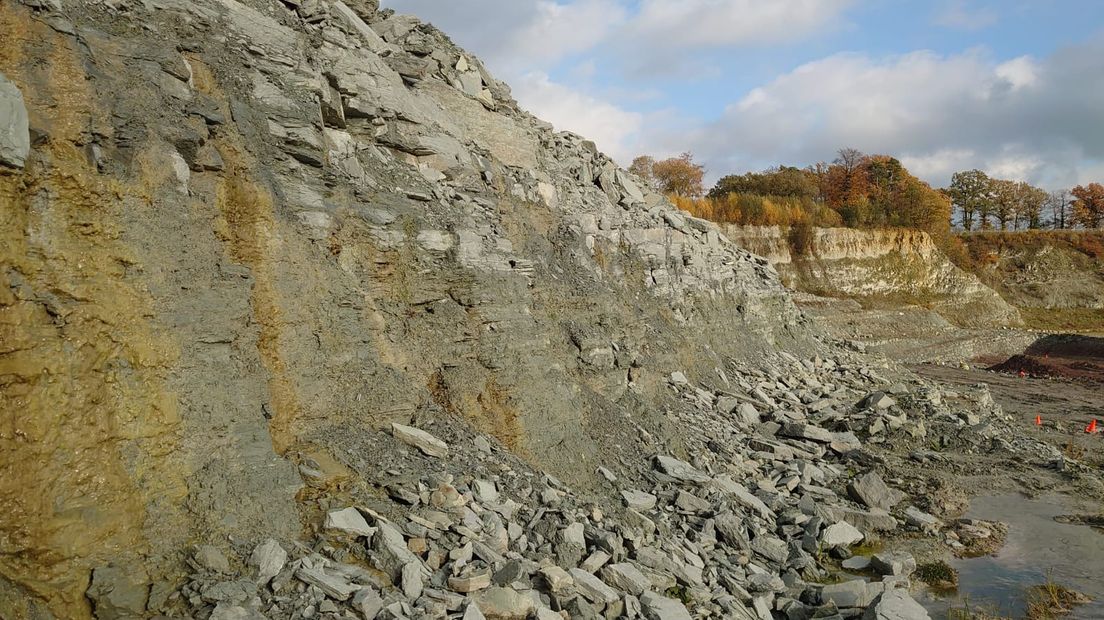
[1072, 183, 1104, 228]
[651, 152, 705, 198]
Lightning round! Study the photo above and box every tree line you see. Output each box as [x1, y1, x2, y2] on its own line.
[629, 149, 1104, 235]
[946, 169, 1104, 231]
[631, 149, 949, 238]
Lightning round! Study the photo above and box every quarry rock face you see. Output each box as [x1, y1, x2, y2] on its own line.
[0, 0, 809, 616]
[722, 225, 1021, 327]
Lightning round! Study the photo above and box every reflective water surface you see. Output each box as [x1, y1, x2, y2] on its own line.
[919, 493, 1104, 619]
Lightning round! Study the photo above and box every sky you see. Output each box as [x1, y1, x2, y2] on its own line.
[382, 0, 1104, 190]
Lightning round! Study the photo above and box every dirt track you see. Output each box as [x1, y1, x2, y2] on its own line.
[911, 362, 1104, 471]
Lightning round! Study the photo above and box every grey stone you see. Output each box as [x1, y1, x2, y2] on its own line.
[353, 587, 384, 620]
[870, 552, 916, 577]
[842, 508, 899, 533]
[712, 476, 773, 519]
[639, 591, 693, 620]
[622, 489, 658, 511]
[473, 479, 499, 502]
[539, 565, 574, 592]
[747, 572, 785, 593]
[370, 14, 421, 43]
[448, 571, 492, 593]
[569, 567, 621, 604]
[86, 566, 149, 620]
[578, 547, 613, 573]
[862, 589, 931, 620]
[821, 579, 883, 608]
[391, 423, 449, 458]
[561, 522, 586, 547]
[780, 423, 833, 443]
[250, 539, 287, 585]
[462, 603, 487, 620]
[656, 455, 711, 483]
[194, 545, 231, 573]
[0, 73, 29, 168]
[903, 506, 941, 532]
[330, 1, 389, 52]
[714, 512, 750, 549]
[372, 520, 420, 581]
[471, 587, 536, 619]
[674, 490, 710, 514]
[847, 472, 905, 511]
[737, 402, 761, 426]
[199, 580, 256, 605]
[401, 561, 424, 599]
[859, 392, 896, 410]
[600, 562, 650, 595]
[492, 560, 523, 586]
[296, 565, 360, 601]
[750, 536, 789, 564]
[209, 603, 267, 620]
[325, 507, 376, 537]
[821, 521, 864, 548]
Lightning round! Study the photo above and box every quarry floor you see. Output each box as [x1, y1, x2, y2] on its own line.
[811, 295, 1104, 616]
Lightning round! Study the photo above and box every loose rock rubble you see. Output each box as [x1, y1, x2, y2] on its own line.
[158, 347, 1058, 620]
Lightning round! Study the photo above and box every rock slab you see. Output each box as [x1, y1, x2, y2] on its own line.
[0, 72, 30, 168]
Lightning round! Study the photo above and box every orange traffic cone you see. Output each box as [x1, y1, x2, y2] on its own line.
[1088, 419, 1098, 434]
[1035, 415, 1042, 426]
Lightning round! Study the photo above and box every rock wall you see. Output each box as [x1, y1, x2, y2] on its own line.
[722, 226, 1021, 328]
[0, 1, 817, 616]
[959, 232, 1104, 310]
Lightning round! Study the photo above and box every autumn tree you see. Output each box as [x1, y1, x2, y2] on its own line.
[628, 156, 660, 192]
[709, 166, 818, 200]
[1072, 182, 1104, 228]
[1013, 182, 1048, 230]
[652, 152, 705, 197]
[989, 178, 1019, 230]
[1047, 189, 1072, 229]
[946, 169, 991, 231]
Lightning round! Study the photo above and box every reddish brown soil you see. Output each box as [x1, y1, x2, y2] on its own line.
[988, 335, 1104, 383]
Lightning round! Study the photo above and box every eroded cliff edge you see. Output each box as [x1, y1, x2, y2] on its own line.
[722, 226, 1021, 329]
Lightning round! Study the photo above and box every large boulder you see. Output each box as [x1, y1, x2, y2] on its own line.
[862, 589, 931, 620]
[848, 472, 905, 511]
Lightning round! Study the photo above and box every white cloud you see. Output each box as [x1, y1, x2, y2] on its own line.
[629, 0, 855, 49]
[382, 0, 623, 74]
[899, 149, 978, 182]
[691, 39, 1104, 189]
[387, 0, 856, 78]
[935, 0, 999, 31]
[513, 72, 644, 162]
[995, 55, 1039, 90]
[500, 0, 627, 71]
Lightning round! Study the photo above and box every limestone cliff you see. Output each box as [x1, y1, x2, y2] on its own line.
[722, 226, 1021, 328]
[957, 231, 1104, 331]
[0, 1, 816, 616]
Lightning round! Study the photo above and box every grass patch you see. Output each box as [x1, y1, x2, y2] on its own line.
[1060, 440, 1085, 462]
[916, 560, 959, 590]
[1017, 307, 1104, 333]
[664, 585, 692, 604]
[1025, 572, 1092, 619]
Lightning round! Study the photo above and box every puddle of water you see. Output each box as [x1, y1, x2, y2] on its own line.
[919, 493, 1104, 619]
